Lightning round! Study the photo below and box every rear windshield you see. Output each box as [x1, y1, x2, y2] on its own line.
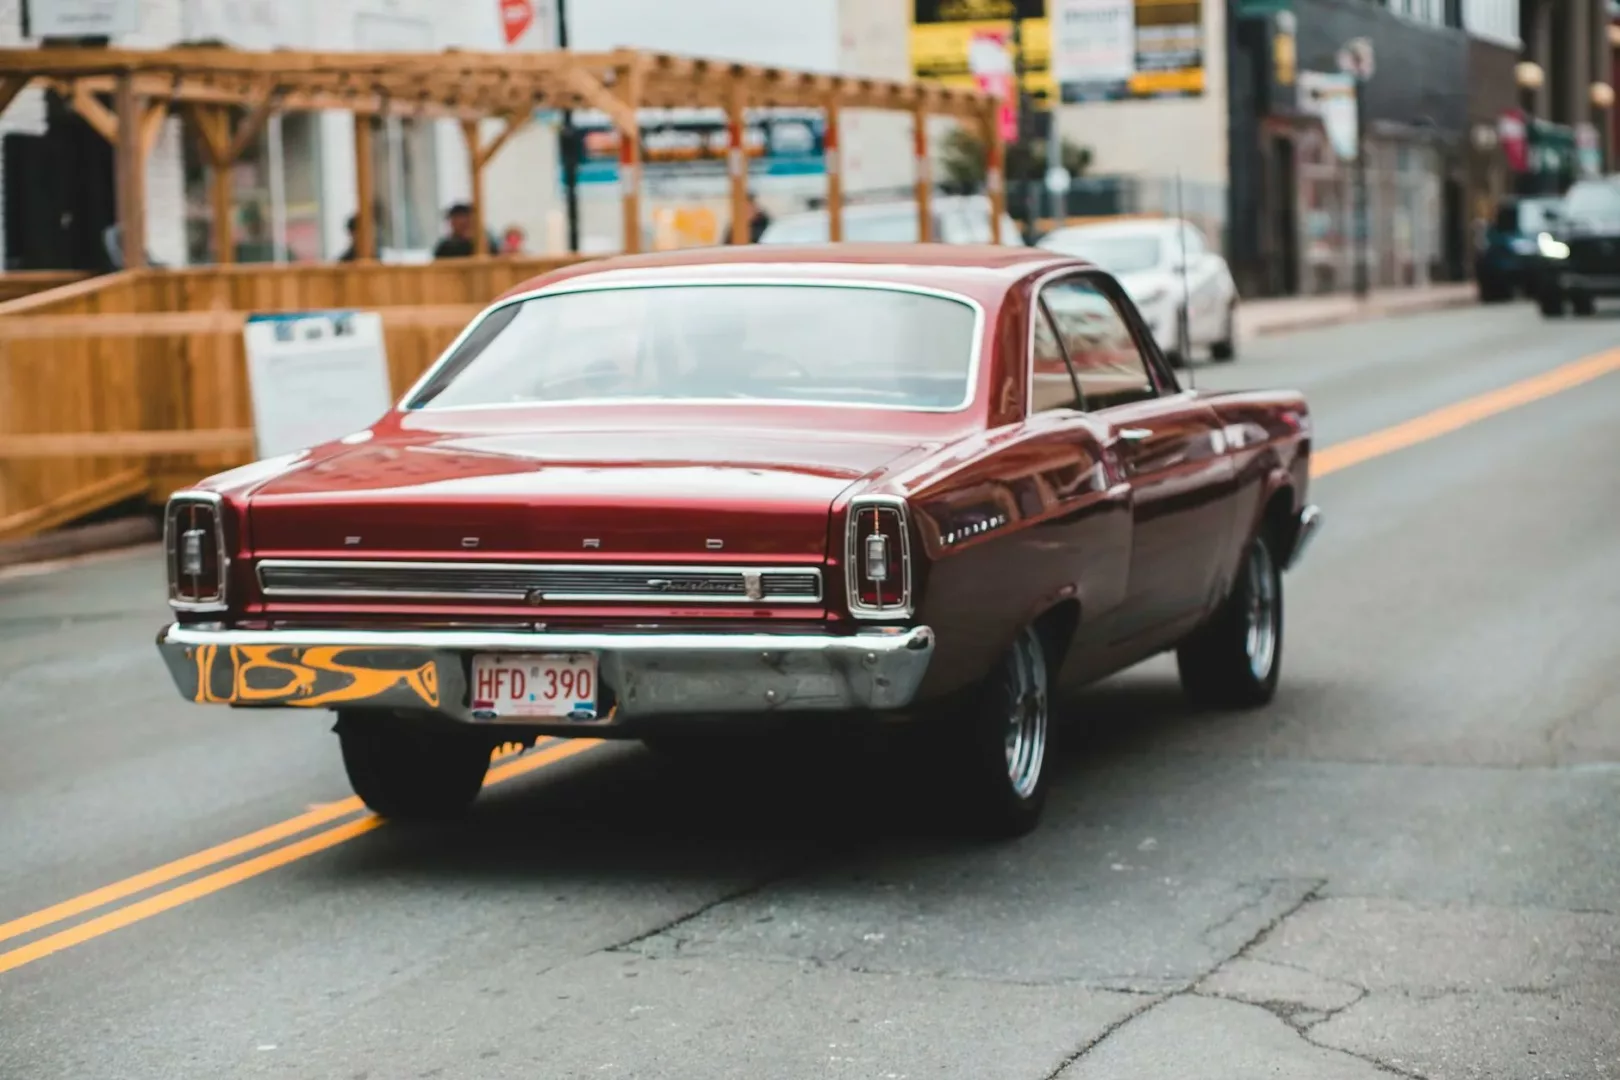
[408, 284, 980, 412]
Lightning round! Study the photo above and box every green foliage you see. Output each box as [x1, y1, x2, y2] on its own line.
[938, 126, 1094, 193]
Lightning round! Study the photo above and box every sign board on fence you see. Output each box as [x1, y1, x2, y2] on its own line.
[243, 312, 393, 460]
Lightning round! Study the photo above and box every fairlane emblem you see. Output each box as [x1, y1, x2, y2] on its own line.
[525, 588, 548, 605]
[645, 578, 739, 594]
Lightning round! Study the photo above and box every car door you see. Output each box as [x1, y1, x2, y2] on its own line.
[1040, 272, 1238, 647]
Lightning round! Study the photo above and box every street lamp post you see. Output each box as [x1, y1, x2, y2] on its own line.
[557, 0, 581, 253]
[1339, 38, 1374, 300]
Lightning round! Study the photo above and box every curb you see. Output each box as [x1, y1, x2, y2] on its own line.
[1242, 291, 1478, 340]
[0, 515, 161, 571]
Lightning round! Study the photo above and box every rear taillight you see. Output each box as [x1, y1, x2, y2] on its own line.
[165, 492, 229, 611]
[845, 496, 912, 618]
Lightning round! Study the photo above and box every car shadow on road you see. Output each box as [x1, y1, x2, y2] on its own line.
[317, 671, 1256, 889]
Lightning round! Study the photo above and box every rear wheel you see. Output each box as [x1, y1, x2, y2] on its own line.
[1176, 533, 1283, 709]
[941, 624, 1053, 839]
[336, 712, 491, 821]
[1572, 293, 1597, 316]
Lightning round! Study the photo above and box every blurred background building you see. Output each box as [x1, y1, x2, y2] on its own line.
[0, 0, 1614, 301]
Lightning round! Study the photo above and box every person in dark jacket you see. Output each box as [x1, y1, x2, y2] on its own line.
[337, 215, 359, 262]
[433, 203, 501, 258]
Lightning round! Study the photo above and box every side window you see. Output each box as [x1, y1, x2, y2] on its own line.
[1030, 302, 1083, 413]
[1041, 277, 1158, 410]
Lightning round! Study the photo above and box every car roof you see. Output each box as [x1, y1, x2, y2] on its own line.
[497, 244, 1085, 302]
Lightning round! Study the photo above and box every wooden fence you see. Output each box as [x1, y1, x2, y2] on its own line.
[0, 256, 588, 539]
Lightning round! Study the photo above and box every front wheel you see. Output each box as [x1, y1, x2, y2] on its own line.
[1539, 290, 1567, 318]
[942, 624, 1054, 838]
[337, 713, 491, 821]
[1176, 533, 1283, 709]
[1572, 294, 1597, 316]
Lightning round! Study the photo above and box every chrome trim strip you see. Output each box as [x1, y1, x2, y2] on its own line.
[255, 559, 825, 605]
[398, 276, 989, 416]
[844, 495, 915, 620]
[164, 490, 230, 614]
[1286, 504, 1322, 570]
[156, 622, 936, 718]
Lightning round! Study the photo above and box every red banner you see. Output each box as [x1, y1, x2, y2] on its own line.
[500, 0, 533, 46]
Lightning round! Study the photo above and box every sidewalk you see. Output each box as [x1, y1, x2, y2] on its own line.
[1236, 282, 1476, 341]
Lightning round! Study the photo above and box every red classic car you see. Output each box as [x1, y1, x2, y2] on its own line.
[157, 245, 1320, 837]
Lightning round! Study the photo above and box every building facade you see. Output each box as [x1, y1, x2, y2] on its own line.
[1227, 0, 1471, 298]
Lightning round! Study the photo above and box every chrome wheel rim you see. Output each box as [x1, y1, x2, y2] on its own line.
[1244, 541, 1279, 681]
[1003, 630, 1049, 800]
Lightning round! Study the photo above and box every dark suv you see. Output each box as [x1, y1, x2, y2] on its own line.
[1535, 178, 1620, 317]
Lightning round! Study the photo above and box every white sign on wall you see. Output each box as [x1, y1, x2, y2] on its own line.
[1052, 0, 1135, 82]
[1051, 0, 1136, 101]
[1298, 70, 1359, 162]
[24, 0, 138, 37]
[243, 312, 394, 460]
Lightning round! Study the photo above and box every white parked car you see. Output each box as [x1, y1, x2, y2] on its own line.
[1037, 218, 1238, 366]
[759, 195, 1026, 247]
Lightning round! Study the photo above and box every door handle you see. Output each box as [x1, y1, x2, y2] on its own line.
[1117, 427, 1154, 442]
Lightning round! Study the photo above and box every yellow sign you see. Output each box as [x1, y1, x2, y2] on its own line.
[910, 18, 1055, 107]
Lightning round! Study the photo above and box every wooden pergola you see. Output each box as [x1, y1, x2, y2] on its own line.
[0, 46, 1006, 265]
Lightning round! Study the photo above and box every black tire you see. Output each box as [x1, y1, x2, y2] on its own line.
[1572, 294, 1597, 316]
[1210, 304, 1237, 362]
[1539, 290, 1567, 318]
[1477, 278, 1510, 304]
[1176, 532, 1283, 709]
[337, 713, 491, 821]
[941, 624, 1054, 839]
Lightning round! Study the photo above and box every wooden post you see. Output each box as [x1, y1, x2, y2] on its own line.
[618, 62, 645, 254]
[210, 122, 234, 266]
[462, 120, 490, 255]
[353, 113, 376, 260]
[913, 103, 932, 242]
[727, 80, 749, 245]
[986, 102, 1005, 245]
[825, 96, 843, 243]
[113, 73, 147, 270]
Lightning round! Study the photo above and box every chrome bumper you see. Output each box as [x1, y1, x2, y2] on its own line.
[155, 623, 936, 724]
[1286, 504, 1323, 570]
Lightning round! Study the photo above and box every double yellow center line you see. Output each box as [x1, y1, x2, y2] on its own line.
[0, 738, 600, 974]
[4, 344, 1620, 977]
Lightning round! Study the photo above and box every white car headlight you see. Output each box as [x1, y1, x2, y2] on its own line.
[1537, 232, 1570, 259]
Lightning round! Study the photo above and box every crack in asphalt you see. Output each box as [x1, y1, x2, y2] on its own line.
[1038, 879, 1332, 1078]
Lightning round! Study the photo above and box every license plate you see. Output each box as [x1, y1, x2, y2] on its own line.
[470, 653, 598, 720]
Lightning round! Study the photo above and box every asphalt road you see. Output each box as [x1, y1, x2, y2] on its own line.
[3, 300, 1618, 1080]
